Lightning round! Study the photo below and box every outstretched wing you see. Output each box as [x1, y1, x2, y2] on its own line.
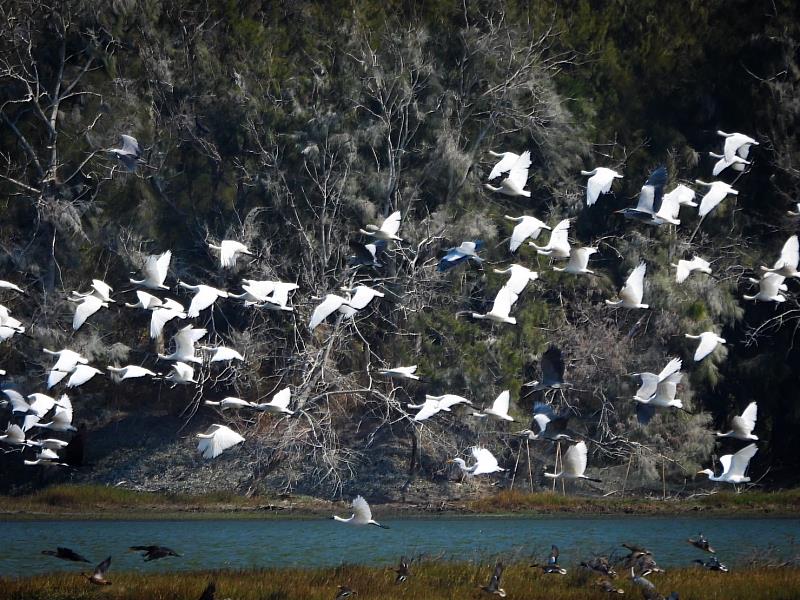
[351, 495, 373, 524]
[507, 150, 531, 189]
[620, 263, 646, 305]
[488, 152, 519, 180]
[729, 443, 758, 478]
[380, 211, 402, 237]
[309, 294, 345, 330]
[491, 390, 510, 415]
[563, 441, 588, 476]
[733, 402, 757, 436]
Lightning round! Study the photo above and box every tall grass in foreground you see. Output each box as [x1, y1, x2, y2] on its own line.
[2, 564, 799, 600]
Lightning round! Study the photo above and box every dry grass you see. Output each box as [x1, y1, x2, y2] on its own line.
[2, 563, 799, 599]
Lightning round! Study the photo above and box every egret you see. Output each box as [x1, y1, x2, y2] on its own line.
[31, 395, 75, 432]
[525, 345, 570, 390]
[109, 133, 141, 171]
[531, 545, 567, 575]
[760, 234, 799, 279]
[581, 167, 623, 206]
[178, 282, 228, 318]
[685, 331, 726, 361]
[349, 240, 386, 269]
[129, 545, 181, 561]
[42, 547, 91, 563]
[196, 424, 245, 459]
[544, 441, 601, 482]
[519, 403, 573, 441]
[208, 240, 254, 269]
[687, 533, 715, 553]
[484, 150, 531, 197]
[616, 166, 667, 224]
[672, 256, 712, 283]
[0, 305, 25, 340]
[253, 387, 294, 415]
[471, 287, 518, 325]
[473, 390, 514, 421]
[650, 186, 682, 225]
[693, 556, 729, 572]
[358, 210, 403, 242]
[631, 356, 681, 403]
[437, 241, 484, 271]
[606, 262, 648, 309]
[24, 448, 67, 466]
[107, 365, 158, 382]
[337, 285, 384, 318]
[377, 365, 419, 380]
[487, 150, 520, 180]
[744, 274, 787, 302]
[37, 438, 70, 450]
[0, 280, 24, 293]
[71, 279, 114, 303]
[204, 397, 255, 410]
[717, 130, 758, 162]
[201, 345, 245, 363]
[149, 298, 187, 339]
[635, 366, 684, 425]
[44, 348, 89, 389]
[504, 215, 550, 252]
[408, 398, 445, 422]
[309, 294, 354, 331]
[697, 443, 758, 484]
[71, 295, 109, 330]
[83, 556, 112, 585]
[64, 365, 103, 388]
[451, 447, 504, 476]
[20, 393, 58, 431]
[425, 394, 472, 410]
[394, 555, 410, 584]
[695, 180, 738, 217]
[0, 424, 27, 446]
[130, 251, 171, 289]
[164, 362, 196, 385]
[261, 281, 300, 312]
[229, 279, 276, 305]
[332, 495, 388, 528]
[715, 402, 758, 441]
[159, 325, 207, 363]
[125, 290, 163, 310]
[709, 151, 749, 176]
[493, 264, 538, 295]
[480, 562, 506, 597]
[663, 183, 698, 216]
[531, 219, 570, 258]
[553, 247, 597, 275]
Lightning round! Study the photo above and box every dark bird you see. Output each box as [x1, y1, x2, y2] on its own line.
[198, 581, 215, 600]
[481, 561, 506, 597]
[616, 166, 669, 225]
[581, 556, 617, 578]
[693, 556, 729, 572]
[687, 532, 715, 553]
[622, 543, 651, 560]
[437, 241, 483, 272]
[393, 555, 410, 584]
[596, 578, 624, 594]
[531, 545, 567, 574]
[41, 547, 91, 563]
[348, 240, 386, 269]
[335, 585, 357, 599]
[525, 346, 571, 390]
[129, 545, 181, 561]
[108, 134, 142, 172]
[83, 556, 112, 585]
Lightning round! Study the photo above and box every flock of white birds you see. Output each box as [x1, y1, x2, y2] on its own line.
[0, 127, 789, 495]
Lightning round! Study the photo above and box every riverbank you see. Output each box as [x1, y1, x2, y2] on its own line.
[1, 485, 799, 521]
[2, 563, 799, 599]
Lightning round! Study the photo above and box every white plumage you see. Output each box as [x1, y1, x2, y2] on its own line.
[208, 240, 254, 269]
[695, 180, 738, 217]
[716, 402, 758, 441]
[493, 264, 538, 296]
[196, 424, 245, 459]
[179, 282, 228, 318]
[130, 251, 171, 289]
[504, 215, 550, 252]
[359, 211, 402, 241]
[484, 150, 531, 197]
[253, 387, 294, 415]
[471, 287, 518, 325]
[44, 349, 89, 389]
[581, 167, 623, 206]
[531, 219, 570, 258]
[159, 325, 207, 363]
[332, 495, 387, 527]
[606, 262, 648, 308]
[309, 294, 352, 331]
[672, 256, 712, 283]
[698, 443, 757, 484]
[553, 247, 597, 275]
[473, 390, 514, 422]
[451, 447, 504, 476]
[685, 331, 726, 361]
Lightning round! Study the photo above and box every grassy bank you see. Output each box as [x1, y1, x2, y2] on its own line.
[2, 564, 799, 600]
[1, 485, 800, 520]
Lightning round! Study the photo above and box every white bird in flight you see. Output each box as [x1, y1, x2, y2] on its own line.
[744, 273, 786, 302]
[178, 282, 228, 318]
[377, 365, 419, 381]
[472, 390, 514, 422]
[338, 285, 384, 318]
[531, 219, 570, 258]
[70, 295, 109, 330]
[261, 282, 300, 311]
[716, 402, 758, 441]
[544, 441, 601, 482]
[760, 235, 799, 279]
[253, 387, 294, 415]
[109, 134, 141, 171]
[697, 443, 757, 484]
[487, 150, 519, 180]
[164, 362, 196, 385]
[606, 262, 648, 308]
[451, 447, 504, 476]
[0, 280, 25, 294]
[204, 397, 255, 410]
[130, 251, 171, 289]
[717, 130, 758, 163]
[208, 240, 254, 269]
[553, 247, 597, 275]
[196, 424, 245, 459]
[149, 298, 187, 339]
[309, 294, 354, 331]
[685, 331, 726, 361]
[332, 495, 388, 528]
[159, 325, 207, 363]
[504, 215, 550, 252]
[581, 167, 623, 206]
[359, 211, 402, 242]
[43, 348, 88, 389]
[471, 287, 518, 325]
[201, 346, 244, 363]
[695, 180, 739, 218]
[64, 365, 103, 388]
[107, 365, 158, 382]
[672, 256, 712, 284]
[485, 150, 531, 197]
[125, 291, 163, 310]
[709, 151, 749, 177]
[493, 264, 538, 296]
